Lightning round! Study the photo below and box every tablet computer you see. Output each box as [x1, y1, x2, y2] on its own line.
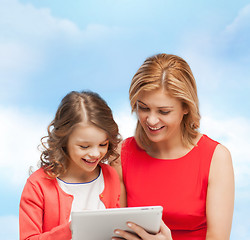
[71, 206, 163, 240]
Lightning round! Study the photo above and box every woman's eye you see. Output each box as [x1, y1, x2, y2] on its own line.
[138, 105, 149, 111]
[159, 110, 170, 115]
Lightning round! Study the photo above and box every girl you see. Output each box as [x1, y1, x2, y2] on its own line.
[19, 90, 122, 240]
[111, 54, 234, 240]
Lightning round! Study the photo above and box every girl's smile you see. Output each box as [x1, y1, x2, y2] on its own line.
[63, 122, 109, 183]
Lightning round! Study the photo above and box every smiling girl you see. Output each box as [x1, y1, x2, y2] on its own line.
[19, 91, 121, 240]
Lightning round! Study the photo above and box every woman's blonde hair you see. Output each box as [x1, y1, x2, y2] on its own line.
[40, 90, 121, 178]
[129, 53, 200, 149]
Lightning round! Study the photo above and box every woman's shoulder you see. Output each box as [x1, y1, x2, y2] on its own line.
[198, 134, 220, 149]
[200, 134, 232, 164]
[122, 136, 136, 146]
[122, 136, 142, 151]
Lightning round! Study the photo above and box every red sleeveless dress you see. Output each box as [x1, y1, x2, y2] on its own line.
[121, 135, 219, 240]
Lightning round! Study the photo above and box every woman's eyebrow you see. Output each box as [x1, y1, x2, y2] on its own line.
[159, 106, 174, 109]
[137, 100, 174, 109]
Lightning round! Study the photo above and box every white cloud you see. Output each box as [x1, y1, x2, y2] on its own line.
[0, 215, 18, 240]
[0, 0, 123, 99]
[0, 106, 49, 187]
[178, 4, 250, 94]
[0, 0, 82, 41]
[201, 115, 250, 162]
[224, 4, 250, 35]
[220, 4, 250, 59]
[114, 106, 137, 140]
[0, 0, 80, 96]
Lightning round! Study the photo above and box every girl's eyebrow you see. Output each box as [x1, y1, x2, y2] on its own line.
[76, 138, 109, 144]
[137, 100, 174, 109]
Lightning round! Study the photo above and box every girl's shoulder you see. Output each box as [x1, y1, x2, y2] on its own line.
[100, 163, 119, 177]
[27, 168, 54, 186]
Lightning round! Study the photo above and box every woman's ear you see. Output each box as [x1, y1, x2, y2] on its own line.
[182, 103, 189, 115]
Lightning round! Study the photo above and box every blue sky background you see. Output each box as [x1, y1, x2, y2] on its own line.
[0, 0, 250, 239]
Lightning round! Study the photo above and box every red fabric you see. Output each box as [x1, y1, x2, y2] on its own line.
[121, 135, 219, 240]
[19, 163, 120, 240]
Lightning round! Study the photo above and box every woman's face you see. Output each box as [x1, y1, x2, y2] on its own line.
[136, 89, 188, 144]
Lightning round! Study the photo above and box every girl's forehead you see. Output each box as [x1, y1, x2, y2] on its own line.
[69, 123, 108, 142]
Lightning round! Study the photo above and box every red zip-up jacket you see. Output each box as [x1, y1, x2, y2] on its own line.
[19, 163, 120, 240]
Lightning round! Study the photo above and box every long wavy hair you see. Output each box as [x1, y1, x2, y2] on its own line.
[129, 53, 200, 149]
[40, 90, 121, 178]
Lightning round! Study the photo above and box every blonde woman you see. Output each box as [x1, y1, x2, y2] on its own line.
[112, 54, 234, 240]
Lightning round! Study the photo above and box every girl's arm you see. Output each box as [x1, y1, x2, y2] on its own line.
[19, 180, 72, 240]
[206, 144, 235, 240]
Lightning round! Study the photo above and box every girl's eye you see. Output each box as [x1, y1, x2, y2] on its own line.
[80, 145, 89, 149]
[100, 142, 109, 147]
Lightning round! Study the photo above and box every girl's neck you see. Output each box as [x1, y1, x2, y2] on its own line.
[59, 165, 100, 183]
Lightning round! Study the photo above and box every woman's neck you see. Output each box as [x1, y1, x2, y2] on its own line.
[147, 133, 202, 160]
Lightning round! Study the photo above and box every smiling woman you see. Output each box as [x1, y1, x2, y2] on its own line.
[136, 89, 189, 158]
[111, 53, 235, 240]
[19, 90, 122, 240]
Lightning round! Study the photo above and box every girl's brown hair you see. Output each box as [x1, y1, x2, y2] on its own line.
[129, 53, 200, 149]
[40, 90, 121, 178]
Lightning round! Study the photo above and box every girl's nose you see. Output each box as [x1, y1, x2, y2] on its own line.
[88, 147, 101, 158]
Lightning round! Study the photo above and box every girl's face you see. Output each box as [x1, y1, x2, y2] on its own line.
[136, 89, 188, 145]
[66, 122, 109, 182]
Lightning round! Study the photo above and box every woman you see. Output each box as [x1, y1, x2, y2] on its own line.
[111, 54, 234, 240]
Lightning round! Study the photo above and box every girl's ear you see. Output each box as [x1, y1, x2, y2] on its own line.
[183, 108, 189, 115]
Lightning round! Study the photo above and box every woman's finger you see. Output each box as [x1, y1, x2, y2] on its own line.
[126, 222, 150, 239]
[112, 226, 141, 240]
[158, 220, 172, 239]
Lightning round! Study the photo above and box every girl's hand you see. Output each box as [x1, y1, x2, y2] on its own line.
[112, 220, 172, 240]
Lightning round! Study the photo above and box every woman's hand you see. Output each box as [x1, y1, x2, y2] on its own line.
[112, 220, 172, 240]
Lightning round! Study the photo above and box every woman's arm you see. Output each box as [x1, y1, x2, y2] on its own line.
[206, 144, 235, 240]
[110, 142, 127, 207]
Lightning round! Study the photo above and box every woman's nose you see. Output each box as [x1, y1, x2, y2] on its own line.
[146, 113, 159, 126]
